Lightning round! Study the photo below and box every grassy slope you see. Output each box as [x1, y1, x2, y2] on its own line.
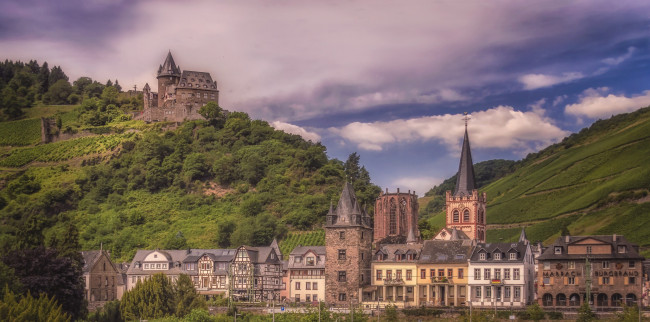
[476, 108, 650, 255]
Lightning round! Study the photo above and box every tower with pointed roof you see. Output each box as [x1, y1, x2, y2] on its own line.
[157, 51, 182, 108]
[324, 182, 373, 305]
[445, 114, 487, 242]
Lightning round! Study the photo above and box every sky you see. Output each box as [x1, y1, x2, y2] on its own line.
[2, 0, 650, 195]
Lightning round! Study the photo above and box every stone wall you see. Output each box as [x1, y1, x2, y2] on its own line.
[324, 226, 372, 306]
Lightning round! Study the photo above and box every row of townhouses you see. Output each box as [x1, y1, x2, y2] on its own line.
[82, 121, 648, 311]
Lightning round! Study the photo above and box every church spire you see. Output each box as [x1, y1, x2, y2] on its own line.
[453, 113, 477, 197]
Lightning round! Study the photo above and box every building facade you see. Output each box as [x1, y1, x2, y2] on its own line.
[228, 245, 283, 302]
[288, 246, 326, 303]
[416, 239, 474, 307]
[536, 235, 644, 308]
[325, 182, 373, 306]
[139, 51, 219, 122]
[368, 244, 422, 308]
[468, 230, 535, 308]
[373, 189, 419, 245]
[81, 250, 122, 310]
[445, 123, 486, 242]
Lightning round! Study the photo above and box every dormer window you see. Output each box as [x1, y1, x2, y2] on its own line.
[479, 252, 486, 260]
[618, 246, 627, 253]
[306, 257, 314, 266]
[554, 246, 562, 254]
[295, 256, 302, 263]
[509, 252, 516, 260]
[494, 253, 501, 260]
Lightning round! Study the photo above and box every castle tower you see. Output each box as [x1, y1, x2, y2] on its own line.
[373, 188, 420, 245]
[157, 51, 181, 108]
[445, 115, 487, 242]
[142, 83, 151, 109]
[325, 182, 373, 305]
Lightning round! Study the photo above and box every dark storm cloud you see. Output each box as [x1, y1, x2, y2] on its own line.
[0, 0, 137, 45]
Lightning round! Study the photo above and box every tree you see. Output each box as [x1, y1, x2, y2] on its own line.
[105, 79, 113, 87]
[2, 247, 85, 320]
[114, 80, 122, 92]
[48, 66, 68, 84]
[49, 222, 83, 266]
[198, 101, 226, 127]
[174, 274, 206, 317]
[0, 262, 23, 294]
[44, 79, 73, 104]
[576, 302, 596, 322]
[100, 86, 119, 106]
[526, 303, 545, 321]
[182, 153, 208, 181]
[120, 273, 176, 320]
[86, 300, 122, 322]
[216, 220, 236, 248]
[72, 76, 93, 95]
[163, 231, 188, 250]
[0, 288, 70, 322]
[38, 61, 50, 94]
[384, 304, 398, 322]
[616, 303, 640, 322]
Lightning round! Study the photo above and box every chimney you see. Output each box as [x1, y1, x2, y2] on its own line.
[565, 235, 570, 243]
[613, 234, 617, 242]
[397, 188, 400, 193]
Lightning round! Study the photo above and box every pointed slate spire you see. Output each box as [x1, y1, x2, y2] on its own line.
[327, 181, 370, 227]
[518, 227, 528, 244]
[270, 238, 282, 260]
[454, 115, 477, 197]
[157, 51, 181, 78]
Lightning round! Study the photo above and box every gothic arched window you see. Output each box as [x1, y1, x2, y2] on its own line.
[453, 210, 459, 223]
[389, 199, 397, 235]
[478, 209, 484, 223]
[463, 209, 470, 222]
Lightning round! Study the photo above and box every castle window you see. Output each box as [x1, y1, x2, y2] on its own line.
[188, 84, 192, 87]
[339, 231, 345, 239]
[389, 199, 397, 234]
[338, 250, 346, 260]
[338, 293, 346, 301]
[463, 209, 470, 222]
[453, 210, 459, 223]
[338, 271, 346, 282]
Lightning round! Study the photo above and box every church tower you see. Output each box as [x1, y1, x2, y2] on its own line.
[156, 51, 181, 108]
[324, 182, 373, 305]
[445, 114, 487, 242]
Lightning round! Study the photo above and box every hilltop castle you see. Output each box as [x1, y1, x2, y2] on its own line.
[138, 52, 219, 122]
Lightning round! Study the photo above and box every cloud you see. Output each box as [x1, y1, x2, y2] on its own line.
[392, 177, 444, 195]
[270, 121, 321, 142]
[332, 106, 569, 152]
[529, 98, 546, 116]
[519, 72, 584, 90]
[602, 47, 636, 66]
[565, 88, 650, 119]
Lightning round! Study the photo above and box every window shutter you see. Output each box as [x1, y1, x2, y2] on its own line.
[564, 277, 568, 285]
[598, 277, 602, 285]
[610, 278, 614, 285]
[624, 277, 629, 285]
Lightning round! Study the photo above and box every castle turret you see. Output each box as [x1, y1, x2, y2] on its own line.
[445, 114, 487, 242]
[157, 51, 181, 107]
[324, 182, 372, 305]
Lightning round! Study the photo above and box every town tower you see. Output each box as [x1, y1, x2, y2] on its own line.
[324, 182, 373, 305]
[445, 114, 487, 242]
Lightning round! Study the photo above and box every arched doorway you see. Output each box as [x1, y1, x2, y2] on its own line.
[597, 293, 608, 307]
[542, 293, 553, 306]
[611, 293, 623, 306]
[556, 293, 567, 306]
[626, 294, 637, 306]
[569, 293, 580, 306]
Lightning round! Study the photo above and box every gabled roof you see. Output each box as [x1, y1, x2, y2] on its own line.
[177, 70, 218, 91]
[289, 246, 326, 256]
[127, 248, 235, 275]
[326, 181, 371, 228]
[375, 244, 422, 262]
[454, 125, 476, 197]
[418, 240, 473, 264]
[470, 242, 529, 262]
[538, 235, 644, 260]
[81, 250, 118, 274]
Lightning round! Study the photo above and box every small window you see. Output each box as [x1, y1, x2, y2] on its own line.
[338, 271, 346, 282]
[543, 262, 550, 270]
[586, 246, 592, 254]
[338, 250, 346, 260]
[338, 293, 346, 301]
[295, 282, 300, 290]
[474, 268, 481, 280]
[602, 261, 610, 269]
[339, 231, 345, 240]
[568, 261, 576, 269]
[629, 276, 636, 284]
[479, 252, 486, 260]
[306, 257, 314, 266]
[568, 277, 575, 285]
[554, 246, 562, 254]
[494, 252, 501, 260]
[376, 270, 382, 280]
[618, 245, 627, 253]
[629, 261, 636, 268]
[509, 252, 516, 260]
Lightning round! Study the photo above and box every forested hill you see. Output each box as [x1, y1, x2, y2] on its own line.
[0, 106, 380, 262]
[422, 106, 650, 256]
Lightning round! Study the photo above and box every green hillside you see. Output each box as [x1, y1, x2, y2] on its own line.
[424, 106, 650, 256]
[0, 106, 380, 262]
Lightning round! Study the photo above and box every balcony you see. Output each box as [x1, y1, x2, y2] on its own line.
[430, 277, 452, 284]
[383, 278, 404, 286]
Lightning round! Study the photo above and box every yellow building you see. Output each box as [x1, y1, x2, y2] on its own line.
[416, 239, 474, 306]
[366, 244, 422, 308]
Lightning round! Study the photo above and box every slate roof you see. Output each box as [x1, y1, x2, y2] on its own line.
[326, 182, 372, 228]
[126, 249, 235, 276]
[288, 246, 326, 269]
[538, 235, 644, 261]
[374, 244, 422, 262]
[454, 126, 477, 197]
[157, 51, 181, 77]
[81, 250, 101, 273]
[290, 246, 326, 256]
[469, 242, 528, 263]
[418, 240, 474, 264]
[177, 71, 218, 91]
